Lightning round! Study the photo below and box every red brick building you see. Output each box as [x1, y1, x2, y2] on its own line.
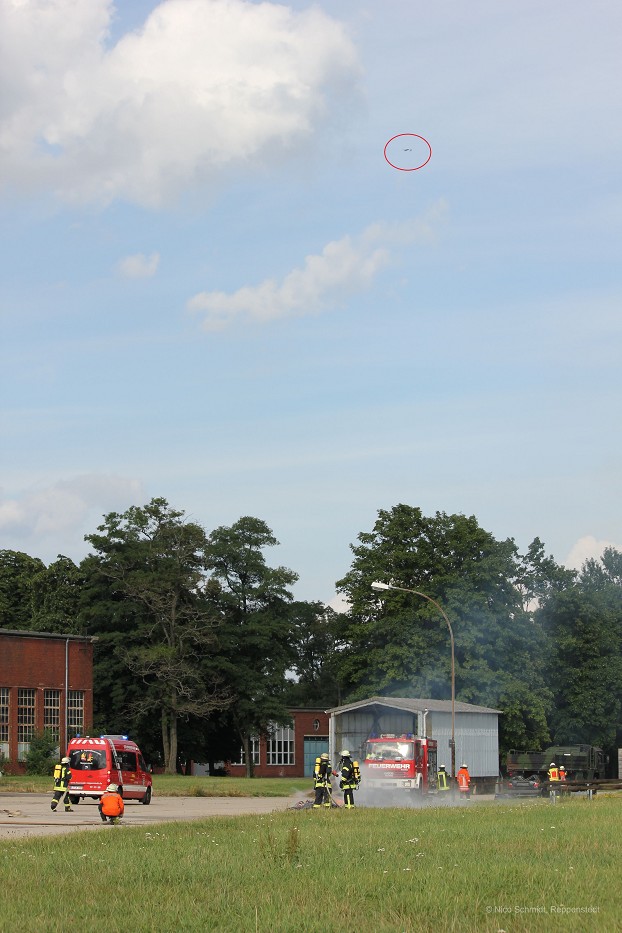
[198, 708, 330, 778]
[0, 629, 94, 771]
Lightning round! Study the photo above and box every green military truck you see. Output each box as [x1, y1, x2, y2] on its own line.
[506, 744, 604, 781]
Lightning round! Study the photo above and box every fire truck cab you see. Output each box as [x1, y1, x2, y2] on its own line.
[362, 734, 438, 793]
[66, 735, 152, 805]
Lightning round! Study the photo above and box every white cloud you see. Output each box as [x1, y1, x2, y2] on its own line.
[117, 252, 160, 279]
[188, 204, 447, 330]
[0, 474, 144, 561]
[0, 0, 359, 207]
[564, 535, 622, 571]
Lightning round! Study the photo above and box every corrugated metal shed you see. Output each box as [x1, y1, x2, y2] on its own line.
[328, 696, 500, 779]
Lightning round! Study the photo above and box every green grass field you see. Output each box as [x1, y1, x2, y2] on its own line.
[1, 793, 620, 932]
[0, 773, 311, 797]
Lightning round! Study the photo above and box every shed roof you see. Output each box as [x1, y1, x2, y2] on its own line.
[327, 695, 501, 715]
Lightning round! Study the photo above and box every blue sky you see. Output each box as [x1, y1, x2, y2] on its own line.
[1, 0, 621, 605]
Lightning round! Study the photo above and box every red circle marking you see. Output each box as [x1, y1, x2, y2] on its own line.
[384, 134, 432, 171]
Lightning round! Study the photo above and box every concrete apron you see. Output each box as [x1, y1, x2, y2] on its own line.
[0, 793, 293, 840]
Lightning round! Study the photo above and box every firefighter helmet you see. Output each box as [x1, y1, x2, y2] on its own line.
[61, 756, 70, 764]
[320, 753, 329, 761]
[106, 783, 118, 792]
[461, 763, 467, 768]
[550, 762, 556, 767]
[340, 749, 351, 758]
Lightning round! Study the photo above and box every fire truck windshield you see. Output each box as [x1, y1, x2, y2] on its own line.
[365, 741, 414, 761]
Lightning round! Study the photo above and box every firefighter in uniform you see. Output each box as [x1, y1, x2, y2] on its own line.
[456, 762, 471, 796]
[99, 783, 125, 824]
[313, 753, 335, 808]
[437, 764, 450, 792]
[559, 765, 567, 782]
[338, 749, 361, 809]
[548, 762, 559, 782]
[51, 756, 73, 812]
[547, 761, 560, 800]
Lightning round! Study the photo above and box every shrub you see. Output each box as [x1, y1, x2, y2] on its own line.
[24, 731, 59, 775]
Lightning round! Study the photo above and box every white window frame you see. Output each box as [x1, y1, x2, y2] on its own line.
[44, 689, 61, 739]
[0, 687, 9, 760]
[67, 690, 84, 737]
[266, 724, 295, 766]
[232, 736, 260, 766]
[17, 688, 36, 760]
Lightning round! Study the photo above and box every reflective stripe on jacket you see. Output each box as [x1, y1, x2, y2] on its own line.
[53, 763, 71, 789]
[313, 758, 332, 787]
[339, 758, 361, 789]
[456, 768, 470, 791]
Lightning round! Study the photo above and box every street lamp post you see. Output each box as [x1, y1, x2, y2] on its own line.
[371, 581, 456, 779]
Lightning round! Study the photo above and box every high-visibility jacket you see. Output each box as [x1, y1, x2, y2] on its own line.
[100, 791, 124, 818]
[456, 767, 470, 792]
[548, 766, 559, 782]
[313, 758, 333, 788]
[338, 758, 361, 790]
[437, 769, 450, 791]
[53, 763, 71, 790]
[559, 769, 567, 782]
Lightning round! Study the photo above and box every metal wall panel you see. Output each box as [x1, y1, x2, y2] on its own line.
[427, 710, 499, 776]
[329, 706, 499, 777]
[332, 709, 418, 761]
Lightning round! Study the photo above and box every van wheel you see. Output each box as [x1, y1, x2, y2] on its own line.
[69, 795, 80, 806]
[142, 787, 152, 805]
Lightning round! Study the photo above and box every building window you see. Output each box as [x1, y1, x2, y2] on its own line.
[0, 687, 9, 760]
[44, 689, 61, 740]
[266, 725, 294, 766]
[67, 691, 84, 738]
[17, 688, 36, 760]
[232, 737, 260, 766]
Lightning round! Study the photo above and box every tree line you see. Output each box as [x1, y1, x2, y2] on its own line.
[1, 499, 620, 773]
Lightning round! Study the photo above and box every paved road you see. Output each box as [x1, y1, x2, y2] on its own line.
[0, 793, 297, 840]
[1, 788, 564, 840]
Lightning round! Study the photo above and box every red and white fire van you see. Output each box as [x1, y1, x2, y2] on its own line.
[66, 735, 152, 805]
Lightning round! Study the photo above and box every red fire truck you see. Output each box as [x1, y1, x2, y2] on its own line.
[362, 733, 438, 793]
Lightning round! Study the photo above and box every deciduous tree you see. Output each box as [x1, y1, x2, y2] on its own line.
[285, 601, 344, 708]
[85, 498, 229, 773]
[335, 505, 558, 753]
[0, 550, 45, 628]
[30, 556, 85, 634]
[542, 547, 622, 757]
[205, 517, 297, 776]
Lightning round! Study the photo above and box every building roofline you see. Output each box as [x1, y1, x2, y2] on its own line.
[327, 695, 501, 715]
[0, 628, 95, 643]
